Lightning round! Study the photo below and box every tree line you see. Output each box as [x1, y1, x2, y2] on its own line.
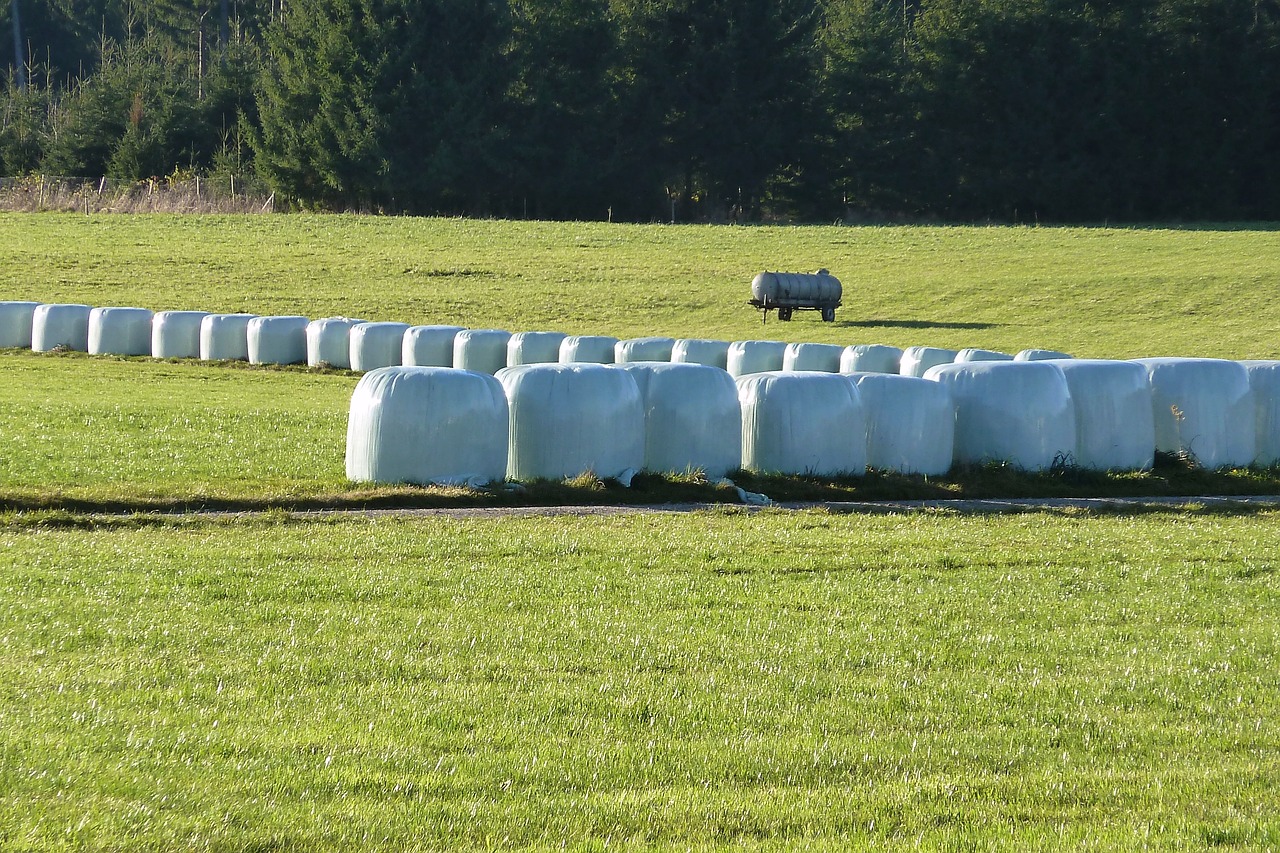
[3, 0, 1279, 221]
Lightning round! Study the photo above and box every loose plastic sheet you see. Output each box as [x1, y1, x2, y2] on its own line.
[783, 342, 843, 372]
[955, 348, 1013, 362]
[0, 301, 40, 348]
[1133, 358, 1255, 469]
[1015, 349, 1073, 361]
[32, 303, 92, 352]
[613, 362, 742, 477]
[453, 329, 512, 375]
[736, 371, 867, 476]
[507, 331, 567, 366]
[88, 307, 154, 356]
[248, 315, 309, 365]
[401, 325, 463, 367]
[1051, 359, 1154, 471]
[671, 339, 731, 369]
[840, 344, 902, 375]
[727, 340, 787, 377]
[1241, 361, 1280, 466]
[850, 373, 954, 475]
[307, 317, 365, 368]
[350, 322, 410, 372]
[559, 335, 618, 364]
[152, 311, 209, 358]
[923, 361, 1075, 471]
[346, 366, 508, 485]
[200, 313, 256, 361]
[616, 337, 676, 363]
[899, 346, 959, 377]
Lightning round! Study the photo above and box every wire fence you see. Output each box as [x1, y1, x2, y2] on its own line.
[0, 175, 275, 214]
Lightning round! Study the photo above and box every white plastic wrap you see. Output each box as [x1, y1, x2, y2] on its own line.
[613, 362, 742, 477]
[671, 338, 731, 369]
[1015, 348, 1073, 361]
[839, 344, 902, 375]
[955, 348, 1013, 362]
[727, 340, 787, 377]
[783, 342, 843, 373]
[248, 315, 309, 365]
[1241, 361, 1280, 466]
[88, 307, 154, 356]
[559, 335, 618, 364]
[32, 303, 92, 352]
[401, 325, 464, 367]
[923, 361, 1075, 471]
[1133, 358, 1255, 469]
[736, 371, 867, 476]
[507, 331, 567, 366]
[453, 329, 512, 375]
[616, 337, 676, 363]
[152, 311, 210, 358]
[307, 317, 365, 368]
[0, 301, 40, 348]
[850, 373, 954, 475]
[1051, 359, 1154, 471]
[346, 366, 508, 485]
[200, 313, 256, 361]
[497, 363, 644, 481]
[349, 322, 410, 372]
[900, 346, 959, 377]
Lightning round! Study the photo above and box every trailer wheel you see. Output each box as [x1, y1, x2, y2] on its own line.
[821, 307, 835, 322]
[778, 307, 793, 321]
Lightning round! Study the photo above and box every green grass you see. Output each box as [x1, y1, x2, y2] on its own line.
[1, 509, 1277, 849]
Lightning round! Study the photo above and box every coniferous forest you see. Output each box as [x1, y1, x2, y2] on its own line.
[2, 0, 1278, 222]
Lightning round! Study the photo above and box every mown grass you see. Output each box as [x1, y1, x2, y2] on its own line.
[1, 510, 1277, 849]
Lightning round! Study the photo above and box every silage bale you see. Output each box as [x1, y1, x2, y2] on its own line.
[88, 306, 154, 356]
[736, 371, 867, 476]
[616, 336, 676, 363]
[955, 348, 1014, 363]
[783, 342, 843, 372]
[899, 345, 958, 377]
[350, 321, 410, 372]
[727, 340, 787, 377]
[849, 373, 954, 476]
[248, 315, 309, 365]
[497, 363, 644, 481]
[346, 366, 508, 485]
[0, 301, 40, 348]
[923, 361, 1075, 471]
[613, 362, 741, 477]
[1132, 357, 1255, 469]
[402, 324, 464, 367]
[32, 303, 92, 352]
[1052, 359, 1154, 471]
[559, 335, 618, 364]
[453, 328, 512, 375]
[307, 317, 365, 368]
[200, 313, 257, 361]
[507, 331, 567, 366]
[839, 344, 902, 375]
[671, 338, 731, 369]
[1015, 348, 1073, 361]
[1241, 361, 1280, 467]
[152, 311, 210, 358]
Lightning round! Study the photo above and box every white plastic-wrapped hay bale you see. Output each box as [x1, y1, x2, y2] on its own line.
[737, 371, 867, 476]
[616, 336, 675, 363]
[1132, 358, 1255, 469]
[200, 313, 257, 361]
[839, 344, 902, 375]
[247, 315, 309, 365]
[559, 335, 618, 364]
[1241, 361, 1280, 466]
[613, 362, 741, 477]
[671, 338, 731, 369]
[923, 361, 1075, 471]
[727, 340, 787, 377]
[0, 301, 40, 348]
[350, 322, 410, 372]
[955, 348, 1013, 363]
[401, 324, 463, 367]
[497, 363, 644, 481]
[783, 342, 843, 373]
[307, 317, 365, 368]
[88, 307, 154, 356]
[1015, 348, 1073, 362]
[849, 373, 954, 475]
[1051, 359, 1154, 471]
[900, 346, 959, 377]
[346, 366, 508, 485]
[152, 311, 210, 358]
[507, 331, 567, 366]
[32, 303, 92, 352]
[453, 329, 512, 375]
